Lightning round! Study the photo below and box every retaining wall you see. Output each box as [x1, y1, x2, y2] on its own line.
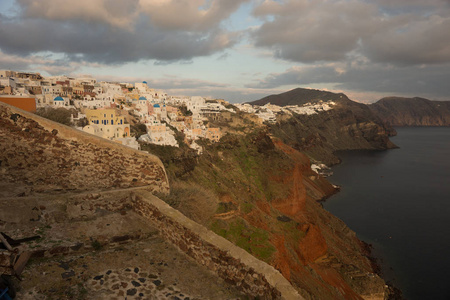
[0, 102, 169, 196]
[132, 190, 303, 300]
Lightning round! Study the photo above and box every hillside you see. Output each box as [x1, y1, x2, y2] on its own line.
[249, 88, 397, 165]
[0, 103, 252, 299]
[369, 97, 450, 126]
[0, 101, 393, 299]
[0, 103, 169, 197]
[154, 118, 391, 299]
[249, 88, 347, 106]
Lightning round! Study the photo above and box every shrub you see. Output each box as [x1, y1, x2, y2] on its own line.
[35, 107, 73, 126]
[130, 123, 147, 137]
[91, 239, 103, 251]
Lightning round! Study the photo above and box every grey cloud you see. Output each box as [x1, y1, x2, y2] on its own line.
[0, 0, 246, 67]
[0, 50, 104, 75]
[17, 0, 140, 29]
[96, 75, 230, 90]
[362, 17, 450, 65]
[154, 60, 193, 66]
[200, 89, 276, 103]
[167, 87, 281, 103]
[247, 62, 450, 100]
[140, 0, 250, 32]
[96, 73, 279, 103]
[16, 0, 249, 31]
[251, 0, 450, 66]
[252, 0, 379, 63]
[0, 14, 238, 64]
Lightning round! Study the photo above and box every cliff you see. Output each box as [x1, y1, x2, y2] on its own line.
[369, 97, 450, 126]
[157, 127, 389, 299]
[249, 88, 397, 165]
[1, 100, 391, 299]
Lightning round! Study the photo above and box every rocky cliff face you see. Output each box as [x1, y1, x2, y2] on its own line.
[1, 100, 391, 299]
[250, 88, 397, 165]
[160, 128, 389, 299]
[369, 97, 450, 126]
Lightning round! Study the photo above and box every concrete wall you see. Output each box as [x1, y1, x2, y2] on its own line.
[132, 190, 303, 300]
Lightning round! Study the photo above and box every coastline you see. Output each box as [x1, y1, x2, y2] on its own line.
[360, 240, 403, 299]
[323, 147, 404, 299]
[322, 127, 450, 299]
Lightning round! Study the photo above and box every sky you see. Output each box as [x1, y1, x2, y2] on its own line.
[0, 0, 449, 103]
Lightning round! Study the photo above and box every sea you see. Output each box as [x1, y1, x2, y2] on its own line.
[323, 127, 450, 300]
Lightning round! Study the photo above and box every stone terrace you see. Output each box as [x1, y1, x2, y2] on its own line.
[0, 188, 246, 299]
[15, 222, 246, 300]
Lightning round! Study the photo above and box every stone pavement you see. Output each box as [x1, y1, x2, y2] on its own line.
[15, 236, 246, 299]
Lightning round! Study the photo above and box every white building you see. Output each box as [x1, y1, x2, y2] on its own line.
[187, 96, 206, 115]
[52, 96, 70, 107]
[42, 85, 63, 96]
[139, 124, 178, 147]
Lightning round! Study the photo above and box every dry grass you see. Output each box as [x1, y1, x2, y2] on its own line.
[158, 181, 219, 226]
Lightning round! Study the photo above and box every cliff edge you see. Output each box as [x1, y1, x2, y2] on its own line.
[369, 97, 450, 126]
[249, 88, 397, 165]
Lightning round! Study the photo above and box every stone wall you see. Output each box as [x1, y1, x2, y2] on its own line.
[0, 102, 169, 196]
[0, 189, 136, 225]
[1, 186, 303, 299]
[132, 190, 303, 300]
[0, 188, 157, 259]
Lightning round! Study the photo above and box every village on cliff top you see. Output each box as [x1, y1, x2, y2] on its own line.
[0, 70, 336, 155]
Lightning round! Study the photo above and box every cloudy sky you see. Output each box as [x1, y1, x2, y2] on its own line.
[1, 0, 449, 103]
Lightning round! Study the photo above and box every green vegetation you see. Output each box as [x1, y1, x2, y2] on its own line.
[144, 114, 309, 266]
[211, 219, 275, 262]
[140, 142, 198, 180]
[76, 117, 88, 127]
[187, 130, 292, 203]
[35, 107, 73, 126]
[179, 105, 192, 116]
[241, 202, 254, 214]
[91, 239, 103, 251]
[278, 219, 306, 242]
[130, 122, 147, 138]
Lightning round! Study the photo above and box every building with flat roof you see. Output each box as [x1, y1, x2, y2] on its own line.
[0, 95, 36, 112]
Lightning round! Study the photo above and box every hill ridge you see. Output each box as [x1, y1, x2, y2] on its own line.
[369, 96, 450, 126]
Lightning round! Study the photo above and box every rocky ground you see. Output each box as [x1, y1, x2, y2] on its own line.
[14, 229, 246, 300]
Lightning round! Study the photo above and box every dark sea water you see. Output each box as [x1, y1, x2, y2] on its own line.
[323, 127, 450, 300]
